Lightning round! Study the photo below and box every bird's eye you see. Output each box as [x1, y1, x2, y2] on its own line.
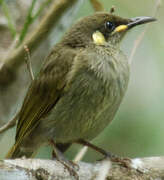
[105, 21, 115, 31]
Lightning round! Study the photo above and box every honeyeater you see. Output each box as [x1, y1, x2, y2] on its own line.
[6, 12, 156, 162]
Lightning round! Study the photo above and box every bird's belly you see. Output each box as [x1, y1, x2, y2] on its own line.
[42, 70, 126, 143]
[46, 97, 119, 143]
[52, 91, 121, 143]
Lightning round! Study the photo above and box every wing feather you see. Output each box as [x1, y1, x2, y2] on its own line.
[15, 46, 77, 145]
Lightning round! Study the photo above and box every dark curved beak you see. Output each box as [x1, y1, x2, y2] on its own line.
[127, 16, 157, 29]
[112, 16, 156, 35]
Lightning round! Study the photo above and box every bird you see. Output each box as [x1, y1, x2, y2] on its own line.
[6, 12, 156, 164]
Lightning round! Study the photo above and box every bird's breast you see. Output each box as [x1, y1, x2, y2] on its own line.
[78, 47, 130, 139]
[43, 47, 130, 142]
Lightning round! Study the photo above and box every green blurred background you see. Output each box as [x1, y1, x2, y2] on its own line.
[0, 0, 164, 162]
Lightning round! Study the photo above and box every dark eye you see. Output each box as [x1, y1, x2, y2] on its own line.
[105, 21, 115, 30]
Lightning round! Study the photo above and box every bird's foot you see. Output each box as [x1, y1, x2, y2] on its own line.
[52, 153, 79, 180]
[56, 157, 79, 180]
[98, 152, 131, 169]
[110, 155, 132, 168]
[50, 139, 79, 180]
[76, 139, 132, 169]
[52, 148, 79, 171]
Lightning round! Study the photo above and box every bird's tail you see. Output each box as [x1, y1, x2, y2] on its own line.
[6, 143, 34, 159]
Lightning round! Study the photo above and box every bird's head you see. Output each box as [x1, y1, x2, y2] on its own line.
[62, 12, 156, 48]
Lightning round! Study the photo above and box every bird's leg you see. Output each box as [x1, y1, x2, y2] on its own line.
[49, 140, 79, 179]
[76, 139, 113, 157]
[76, 139, 131, 168]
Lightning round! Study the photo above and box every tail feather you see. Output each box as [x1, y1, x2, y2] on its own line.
[6, 144, 34, 159]
[6, 142, 71, 159]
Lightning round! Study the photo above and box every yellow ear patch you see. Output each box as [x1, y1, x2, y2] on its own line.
[92, 31, 106, 45]
[112, 25, 128, 34]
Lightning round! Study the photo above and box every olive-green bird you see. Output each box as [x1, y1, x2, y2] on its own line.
[6, 12, 156, 159]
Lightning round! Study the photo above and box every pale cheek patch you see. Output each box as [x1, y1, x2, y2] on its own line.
[92, 31, 106, 45]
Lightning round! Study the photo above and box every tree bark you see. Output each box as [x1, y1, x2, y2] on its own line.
[0, 157, 164, 180]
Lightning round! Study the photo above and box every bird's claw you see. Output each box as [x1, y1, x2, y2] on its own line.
[97, 152, 132, 169]
[111, 156, 132, 168]
[68, 160, 80, 171]
[56, 158, 79, 180]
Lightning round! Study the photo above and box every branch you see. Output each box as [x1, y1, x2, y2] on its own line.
[17, 0, 38, 46]
[89, 0, 104, 11]
[74, 146, 88, 162]
[17, 0, 52, 46]
[24, 45, 34, 81]
[0, 111, 19, 134]
[1, 157, 164, 179]
[0, 0, 78, 86]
